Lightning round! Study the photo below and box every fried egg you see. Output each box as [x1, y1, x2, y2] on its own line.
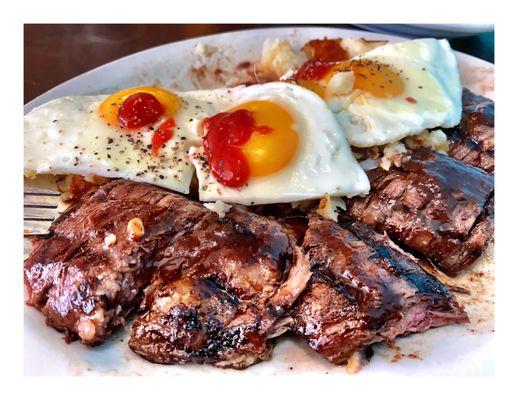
[24, 86, 214, 193]
[188, 82, 370, 205]
[293, 39, 462, 148]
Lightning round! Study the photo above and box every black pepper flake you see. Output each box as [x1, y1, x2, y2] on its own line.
[107, 154, 111, 159]
[108, 138, 114, 144]
[159, 175, 165, 179]
[52, 119, 58, 123]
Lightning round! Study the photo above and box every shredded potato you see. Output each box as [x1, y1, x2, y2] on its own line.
[260, 39, 306, 78]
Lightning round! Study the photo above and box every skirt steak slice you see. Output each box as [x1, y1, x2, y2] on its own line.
[344, 148, 494, 276]
[291, 214, 468, 365]
[24, 180, 210, 345]
[446, 89, 494, 173]
[129, 207, 310, 368]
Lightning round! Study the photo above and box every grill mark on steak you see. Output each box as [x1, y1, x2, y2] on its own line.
[129, 207, 310, 369]
[24, 180, 211, 345]
[445, 89, 494, 173]
[344, 148, 494, 276]
[291, 214, 468, 365]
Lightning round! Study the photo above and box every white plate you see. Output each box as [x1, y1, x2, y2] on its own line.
[355, 24, 494, 38]
[24, 26, 495, 376]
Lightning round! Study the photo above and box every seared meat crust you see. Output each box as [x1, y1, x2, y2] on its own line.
[446, 89, 494, 173]
[129, 207, 310, 368]
[291, 214, 468, 365]
[24, 180, 210, 345]
[344, 148, 494, 276]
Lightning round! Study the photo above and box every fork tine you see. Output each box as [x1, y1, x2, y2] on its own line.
[24, 220, 52, 237]
[24, 216, 55, 222]
[24, 231, 51, 237]
[24, 186, 61, 196]
[24, 203, 59, 209]
[24, 187, 59, 239]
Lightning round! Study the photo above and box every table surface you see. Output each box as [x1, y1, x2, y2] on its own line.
[24, 24, 494, 104]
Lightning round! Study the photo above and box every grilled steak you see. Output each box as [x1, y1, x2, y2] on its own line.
[344, 148, 494, 276]
[24, 180, 210, 345]
[291, 214, 468, 365]
[445, 89, 494, 173]
[129, 207, 310, 369]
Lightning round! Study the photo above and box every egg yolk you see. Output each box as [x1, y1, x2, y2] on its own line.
[235, 101, 299, 177]
[294, 59, 404, 99]
[99, 86, 181, 128]
[202, 101, 299, 188]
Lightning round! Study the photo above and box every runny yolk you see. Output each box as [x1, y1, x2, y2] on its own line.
[99, 86, 181, 128]
[237, 101, 298, 178]
[343, 60, 404, 99]
[202, 101, 299, 188]
[294, 59, 404, 99]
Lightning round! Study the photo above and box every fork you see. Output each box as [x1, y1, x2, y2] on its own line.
[24, 187, 60, 237]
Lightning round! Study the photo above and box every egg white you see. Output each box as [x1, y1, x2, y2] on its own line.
[329, 38, 462, 148]
[188, 82, 370, 205]
[24, 94, 213, 193]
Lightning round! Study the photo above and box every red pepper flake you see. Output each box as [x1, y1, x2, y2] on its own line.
[405, 97, 417, 104]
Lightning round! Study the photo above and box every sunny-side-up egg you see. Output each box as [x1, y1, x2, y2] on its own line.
[187, 82, 370, 205]
[24, 86, 214, 193]
[291, 38, 462, 148]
